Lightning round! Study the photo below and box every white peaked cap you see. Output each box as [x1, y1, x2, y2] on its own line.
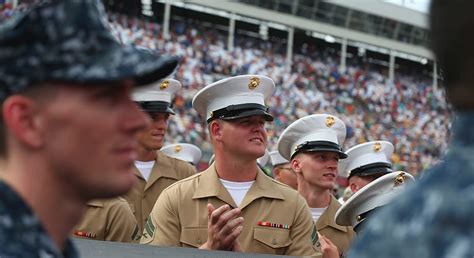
[277, 114, 347, 161]
[269, 151, 289, 166]
[132, 78, 181, 103]
[257, 149, 270, 167]
[160, 143, 202, 165]
[335, 171, 415, 231]
[192, 75, 275, 122]
[338, 141, 394, 178]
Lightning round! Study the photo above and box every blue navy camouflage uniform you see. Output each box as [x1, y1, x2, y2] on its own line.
[0, 181, 79, 258]
[349, 112, 474, 258]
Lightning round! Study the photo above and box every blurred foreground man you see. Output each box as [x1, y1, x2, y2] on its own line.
[349, 1, 474, 257]
[142, 75, 338, 257]
[0, 1, 177, 257]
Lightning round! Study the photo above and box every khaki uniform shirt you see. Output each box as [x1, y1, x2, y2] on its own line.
[123, 151, 196, 236]
[316, 196, 356, 255]
[73, 197, 136, 243]
[142, 164, 321, 257]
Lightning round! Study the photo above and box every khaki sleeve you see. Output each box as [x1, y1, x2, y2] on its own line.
[105, 199, 138, 243]
[140, 187, 181, 246]
[286, 194, 322, 258]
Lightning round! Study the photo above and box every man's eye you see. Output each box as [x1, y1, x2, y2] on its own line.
[314, 155, 323, 160]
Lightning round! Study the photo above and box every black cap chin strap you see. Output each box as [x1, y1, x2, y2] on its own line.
[136, 101, 173, 113]
[348, 162, 393, 178]
[207, 103, 269, 123]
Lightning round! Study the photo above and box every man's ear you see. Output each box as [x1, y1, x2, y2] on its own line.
[209, 120, 223, 142]
[3, 96, 45, 149]
[272, 168, 280, 178]
[291, 158, 302, 174]
[349, 182, 358, 193]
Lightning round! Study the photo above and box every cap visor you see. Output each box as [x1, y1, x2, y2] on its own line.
[298, 147, 348, 159]
[221, 109, 273, 121]
[352, 170, 391, 178]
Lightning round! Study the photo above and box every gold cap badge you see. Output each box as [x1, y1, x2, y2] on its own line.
[160, 80, 169, 90]
[394, 172, 406, 186]
[325, 116, 335, 127]
[248, 77, 260, 90]
[373, 142, 382, 152]
[174, 145, 182, 153]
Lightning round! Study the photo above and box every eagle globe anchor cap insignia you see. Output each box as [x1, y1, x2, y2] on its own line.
[248, 77, 260, 90]
[160, 80, 169, 90]
[373, 142, 382, 152]
[325, 116, 335, 127]
[394, 172, 407, 186]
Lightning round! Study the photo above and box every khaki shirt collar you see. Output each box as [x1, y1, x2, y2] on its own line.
[133, 151, 180, 191]
[316, 195, 348, 232]
[193, 163, 284, 209]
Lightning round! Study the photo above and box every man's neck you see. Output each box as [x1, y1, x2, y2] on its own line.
[297, 180, 332, 208]
[214, 152, 258, 182]
[136, 145, 158, 162]
[2, 155, 85, 251]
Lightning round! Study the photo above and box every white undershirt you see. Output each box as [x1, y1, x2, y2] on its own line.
[219, 179, 255, 207]
[310, 207, 328, 221]
[134, 160, 155, 182]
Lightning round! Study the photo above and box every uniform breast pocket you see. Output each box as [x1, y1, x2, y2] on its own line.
[253, 227, 292, 254]
[180, 227, 208, 248]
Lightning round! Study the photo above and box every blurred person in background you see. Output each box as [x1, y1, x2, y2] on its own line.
[338, 141, 395, 193]
[278, 114, 356, 256]
[335, 171, 415, 234]
[269, 150, 298, 190]
[124, 79, 196, 240]
[73, 197, 137, 243]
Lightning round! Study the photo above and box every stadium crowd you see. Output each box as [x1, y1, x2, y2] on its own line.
[108, 12, 451, 176]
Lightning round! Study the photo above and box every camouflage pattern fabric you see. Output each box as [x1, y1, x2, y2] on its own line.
[0, 0, 177, 101]
[349, 112, 474, 258]
[0, 181, 79, 258]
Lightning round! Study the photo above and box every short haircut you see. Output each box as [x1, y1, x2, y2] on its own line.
[0, 83, 57, 158]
